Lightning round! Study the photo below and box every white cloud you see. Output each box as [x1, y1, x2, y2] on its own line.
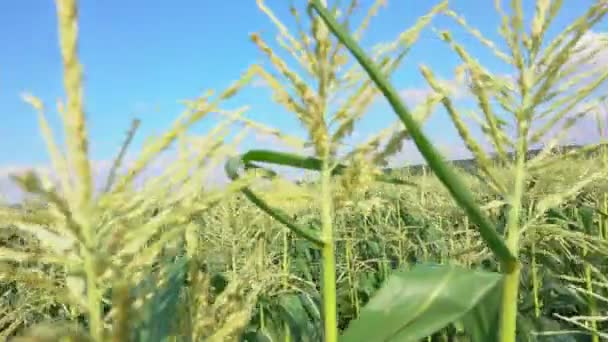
[564, 30, 608, 74]
[400, 77, 469, 104]
[251, 78, 269, 88]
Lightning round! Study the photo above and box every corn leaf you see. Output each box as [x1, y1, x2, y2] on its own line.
[340, 264, 503, 342]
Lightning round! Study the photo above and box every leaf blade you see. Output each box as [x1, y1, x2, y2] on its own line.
[341, 264, 503, 342]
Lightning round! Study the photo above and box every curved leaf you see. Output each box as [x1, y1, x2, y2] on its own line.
[341, 264, 503, 342]
[224, 150, 419, 247]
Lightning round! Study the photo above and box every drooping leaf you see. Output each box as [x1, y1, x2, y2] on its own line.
[341, 264, 503, 342]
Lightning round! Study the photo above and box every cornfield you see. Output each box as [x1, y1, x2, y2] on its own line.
[1, 0, 608, 341]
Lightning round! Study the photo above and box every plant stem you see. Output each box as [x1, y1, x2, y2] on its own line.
[500, 267, 521, 342]
[320, 161, 338, 342]
[83, 248, 103, 341]
[531, 239, 540, 318]
[499, 124, 527, 342]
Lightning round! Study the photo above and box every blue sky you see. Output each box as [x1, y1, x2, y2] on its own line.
[1, 1, 606, 174]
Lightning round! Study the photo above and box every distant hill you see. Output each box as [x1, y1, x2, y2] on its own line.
[384, 143, 606, 176]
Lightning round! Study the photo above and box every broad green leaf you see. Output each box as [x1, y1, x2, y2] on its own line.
[341, 264, 503, 342]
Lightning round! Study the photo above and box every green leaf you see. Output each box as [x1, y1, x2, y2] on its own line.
[459, 276, 504, 342]
[224, 150, 418, 248]
[340, 264, 503, 342]
[578, 205, 594, 234]
[130, 256, 189, 342]
[278, 294, 313, 341]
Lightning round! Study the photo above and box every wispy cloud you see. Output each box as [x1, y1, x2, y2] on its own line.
[400, 77, 469, 105]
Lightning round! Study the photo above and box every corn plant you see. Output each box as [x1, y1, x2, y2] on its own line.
[1, 0, 276, 340]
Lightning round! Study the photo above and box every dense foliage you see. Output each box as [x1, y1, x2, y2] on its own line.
[2, 0, 608, 341]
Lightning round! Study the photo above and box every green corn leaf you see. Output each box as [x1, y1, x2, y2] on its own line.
[278, 293, 322, 342]
[225, 154, 324, 246]
[340, 264, 503, 342]
[130, 256, 189, 342]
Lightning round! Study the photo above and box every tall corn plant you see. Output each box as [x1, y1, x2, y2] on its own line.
[310, 0, 608, 341]
[228, 0, 608, 341]
[226, 1, 448, 340]
[2, 0, 271, 340]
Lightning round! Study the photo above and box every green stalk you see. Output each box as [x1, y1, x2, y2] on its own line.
[531, 237, 540, 318]
[307, 0, 516, 270]
[320, 161, 338, 342]
[499, 122, 528, 342]
[260, 303, 266, 333]
[83, 247, 103, 341]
